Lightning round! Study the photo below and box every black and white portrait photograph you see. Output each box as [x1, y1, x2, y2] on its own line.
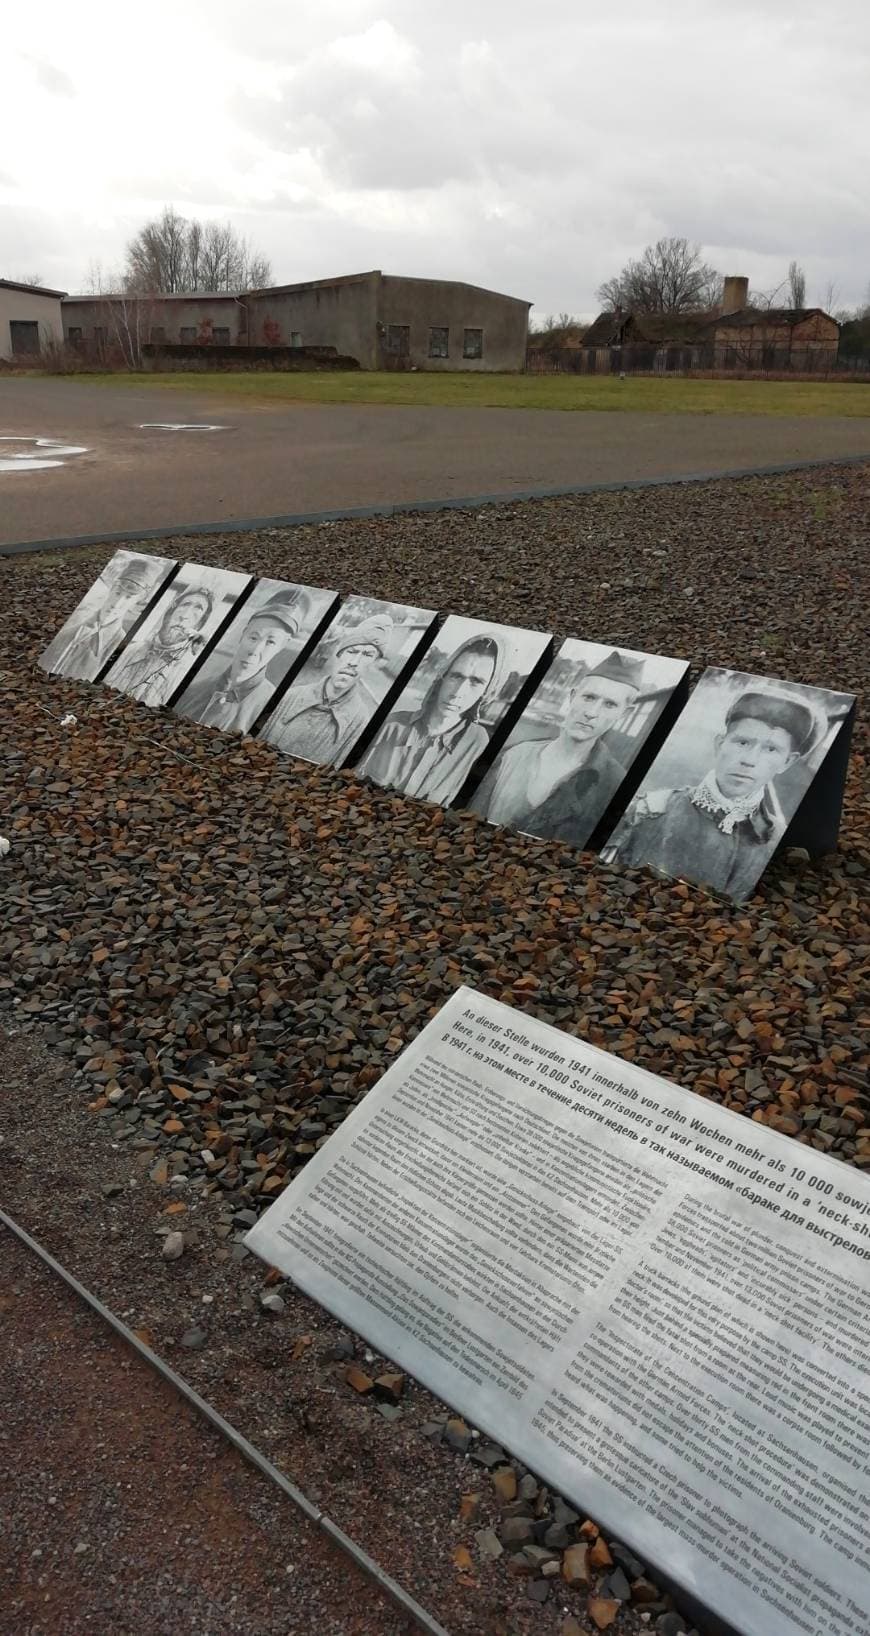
[104, 563, 252, 708]
[470, 639, 688, 848]
[601, 667, 855, 900]
[175, 578, 338, 736]
[39, 550, 177, 682]
[356, 614, 552, 807]
[259, 595, 437, 766]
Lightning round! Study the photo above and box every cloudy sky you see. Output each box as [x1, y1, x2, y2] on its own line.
[2, 0, 869, 318]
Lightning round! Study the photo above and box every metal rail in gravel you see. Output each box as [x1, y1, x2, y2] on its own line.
[0, 1204, 451, 1636]
[2, 449, 870, 557]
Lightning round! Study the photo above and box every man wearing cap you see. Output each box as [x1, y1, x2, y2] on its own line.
[470, 650, 642, 843]
[265, 612, 393, 765]
[179, 590, 310, 734]
[43, 554, 161, 681]
[109, 582, 216, 705]
[605, 688, 817, 900]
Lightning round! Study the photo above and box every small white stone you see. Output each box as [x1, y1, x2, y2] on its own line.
[0, 836, 10, 859]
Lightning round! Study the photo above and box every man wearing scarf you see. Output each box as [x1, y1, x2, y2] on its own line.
[605, 690, 817, 900]
[264, 612, 393, 765]
[471, 650, 643, 844]
[180, 590, 309, 734]
[360, 633, 503, 805]
[110, 584, 215, 706]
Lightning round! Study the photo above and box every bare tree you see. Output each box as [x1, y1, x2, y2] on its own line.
[596, 238, 721, 314]
[748, 281, 787, 311]
[124, 206, 272, 294]
[787, 261, 806, 309]
[15, 272, 45, 287]
[820, 280, 840, 316]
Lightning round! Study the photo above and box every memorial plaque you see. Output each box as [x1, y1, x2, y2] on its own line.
[174, 577, 339, 736]
[104, 562, 253, 708]
[247, 986, 870, 1636]
[601, 666, 856, 900]
[258, 595, 437, 768]
[39, 549, 177, 682]
[470, 639, 689, 848]
[356, 614, 553, 808]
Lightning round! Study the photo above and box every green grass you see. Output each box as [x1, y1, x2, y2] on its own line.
[62, 369, 870, 416]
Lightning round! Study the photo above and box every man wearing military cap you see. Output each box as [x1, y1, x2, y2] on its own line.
[605, 686, 817, 900]
[265, 611, 393, 765]
[43, 553, 161, 681]
[471, 649, 643, 844]
[180, 589, 310, 734]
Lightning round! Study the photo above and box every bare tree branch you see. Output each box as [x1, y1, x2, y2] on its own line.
[596, 238, 721, 314]
[124, 206, 272, 295]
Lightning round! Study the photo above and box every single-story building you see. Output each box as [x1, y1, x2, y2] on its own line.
[0, 278, 67, 360]
[581, 276, 840, 370]
[62, 271, 531, 371]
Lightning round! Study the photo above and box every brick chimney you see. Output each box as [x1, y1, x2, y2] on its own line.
[721, 275, 749, 315]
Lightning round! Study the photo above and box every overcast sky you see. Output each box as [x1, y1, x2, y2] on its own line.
[3, 0, 869, 318]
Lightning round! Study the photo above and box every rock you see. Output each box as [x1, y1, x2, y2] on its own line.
[259, 1292, 285, 1315]
[499, 1516, 535, 1549]
[655, 1616, 687, 1635]
[376, 1402, 402, 1422]
[492, 1467, 518, 1504]
[561, 1542, 591, 1586]
[345, 1364, 374, 1394]
[180, 1327, 207, 1350]
[589, 1535, 613, 1569]
[631, 1577, 660, 1603]
[444, 1416, 472, 1453]
[589, 1598, 621, 1630]
[610, 1541, 646, 1580]
[474, 1528, 503, 1562]
[325, 1334, 354, 1362]
[603, 1567, 632, 1602]
[470, 1442, 507, 1468]
[525, 1578, 549, 1603]
[161, 1231, 185, 1261]
[374, 1371, 405, 1404]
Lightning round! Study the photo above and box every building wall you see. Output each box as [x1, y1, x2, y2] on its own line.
[62, 294, 246, 348]
[376, 276, 529, 372]
[711, 313, 839, 362]
[246, 274, 380, 368]
[0, 287, 64, 360]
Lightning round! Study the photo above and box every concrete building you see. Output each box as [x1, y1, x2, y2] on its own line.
[0, 278, 66, 360]
[62, 291, 246, 355]
[61, 271, 531, 371]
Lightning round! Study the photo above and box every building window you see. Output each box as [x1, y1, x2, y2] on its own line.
[462, 328, 483, 360]
[290, 331, 302, 348]
[180, 326, 197, 343]
[93, 326, 107, 346]
[150, 326, 166, 343]
[428, 326, 449, 358]
[213, 327, 230, 344]
[386, 324, 410, 355]
[67, 327, 83, 346]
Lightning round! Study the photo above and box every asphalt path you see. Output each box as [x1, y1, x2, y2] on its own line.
[3, 375, 870, 546]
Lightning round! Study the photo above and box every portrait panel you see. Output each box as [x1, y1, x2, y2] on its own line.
[471, 639, 689, 848]
[104, 562, 252, 708]
[601, 667, 856, 900]
[174, 578, 339, 736]
[258, 594, 437, 767]
[39, 550, 177, 682]
[356, 614, 552, 808]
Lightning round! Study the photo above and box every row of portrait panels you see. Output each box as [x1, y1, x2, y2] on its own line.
[39, 550, 856, 902]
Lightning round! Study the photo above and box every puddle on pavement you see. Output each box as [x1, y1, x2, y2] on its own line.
[0, 437, 91, 474]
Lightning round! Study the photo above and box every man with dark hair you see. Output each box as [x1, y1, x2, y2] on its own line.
[265, 612, 393, 764]
[605, 688, 817, 899]
[360, 633, 503, 804]
[472, 650, 642, 844]
[43, 555, 159, 680]
[180, 590, 310, 733]
[110, 583, 215, 705]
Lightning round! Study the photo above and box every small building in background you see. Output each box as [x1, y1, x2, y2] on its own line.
[0, 278, 67, 360]
[61, 271, 531, 372]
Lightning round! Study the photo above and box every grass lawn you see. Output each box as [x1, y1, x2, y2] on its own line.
[72, 369, 870, 416]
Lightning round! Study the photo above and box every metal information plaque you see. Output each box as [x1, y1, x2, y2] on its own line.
[247, 986, 870, 1636]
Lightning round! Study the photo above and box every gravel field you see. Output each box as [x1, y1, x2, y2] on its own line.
[1, 460, 868, 1636]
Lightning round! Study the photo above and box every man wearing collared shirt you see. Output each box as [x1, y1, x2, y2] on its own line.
[604, 689, 817, 900]
[265, 613, 393, 765]
[180, 591, 309, 734]
[359, 633, 503, 805]
[44, 557, 158, 681]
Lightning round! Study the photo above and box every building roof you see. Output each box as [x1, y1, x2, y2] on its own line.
[0, 277, 67, 298]
[714, 306, 837, 330]
[583, 303, 839, 347]
[63, 290, 242, 303]
[250, 270, 531, 307]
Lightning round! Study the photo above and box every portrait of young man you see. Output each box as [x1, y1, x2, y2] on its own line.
[263, 612, 395, 765]
[359, 632, 505, 805]
[603, 678, 822, 900]
[40, 551, 173, 681]
[471, 649, 645, 844]
[179, 589, 312, 734]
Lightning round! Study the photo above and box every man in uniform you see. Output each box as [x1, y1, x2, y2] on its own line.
[43, 554, 160, 681]
[359, 633, 503, 805]
[109, 583, 215, 705]
[180, 589, 310, 734]
[604, 688, 817, 900]
[471, 650, 643, 844]
[265, 612, 393, 765]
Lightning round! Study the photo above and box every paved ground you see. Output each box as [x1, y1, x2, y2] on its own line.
[3, 375, 870, 546]
[0, 1225, 416, 1636]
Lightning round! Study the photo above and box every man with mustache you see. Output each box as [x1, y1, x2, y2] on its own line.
[110, 583, 215, 705]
